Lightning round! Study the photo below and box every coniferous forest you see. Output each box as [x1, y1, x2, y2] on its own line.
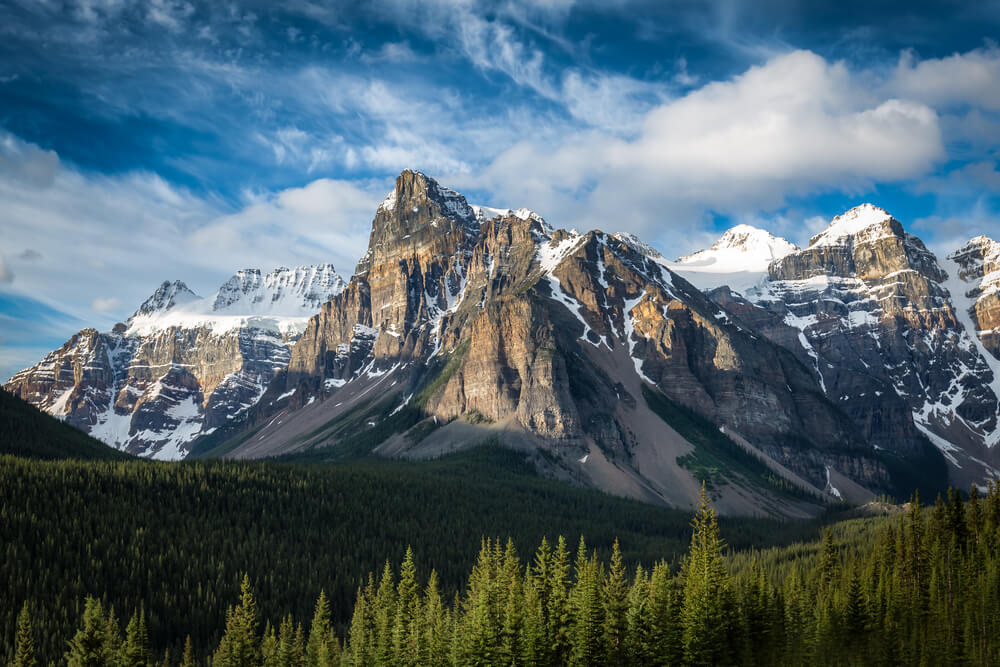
[5, 446, 1000, 665]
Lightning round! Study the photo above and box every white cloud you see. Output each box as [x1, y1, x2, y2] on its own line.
[0, 133, 382, 336]
[454, 50, 944, 253]
[892, 47, 1000, 111]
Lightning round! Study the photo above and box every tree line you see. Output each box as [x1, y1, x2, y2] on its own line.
[11, 483, 1000, 665]
[1, 450, 826, 664]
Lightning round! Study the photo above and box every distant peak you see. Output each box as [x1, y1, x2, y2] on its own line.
[710, 224, 797, 253]
[213, 264, 346, 313]
[131, 280, 199, 319]
[810, 204, 895, 247]
[676, 225, 797, 268]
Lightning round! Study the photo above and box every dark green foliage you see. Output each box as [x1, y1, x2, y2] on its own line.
[10, 465, 1000, 664]
[12, 602, 36, 667]
[0, 388, 130, 461]
[0, 447, 822, 664]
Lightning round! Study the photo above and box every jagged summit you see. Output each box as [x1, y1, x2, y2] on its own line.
[212, 264, 346, 315]
[376, 169, 476, 225]
[131, 280, 199, 319]
[809, 204, 895, 247]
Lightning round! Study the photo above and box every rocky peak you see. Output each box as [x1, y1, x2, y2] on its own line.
[950, 235, 1000, 284]
[359, 170, 477, 275]
[131, 280, 199, 319]
[808, 204, 896, 247]
[772, 205, 943, 283]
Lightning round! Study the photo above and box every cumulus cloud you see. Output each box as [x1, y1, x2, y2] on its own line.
[457, 50, 944, 250]
[892, 47, 1000, 111]
[0, 133, 383, 333]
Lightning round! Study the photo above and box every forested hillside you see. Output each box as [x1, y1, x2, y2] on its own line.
[0, 449, 824, 664]
[10, 484, 1000, 666]
[0, 388, 131, 460]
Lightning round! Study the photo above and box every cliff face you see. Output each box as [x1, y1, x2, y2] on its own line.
[237, 171, 887, 513]
[5, 267, 345, 458]
[688, 206, 1000, 486]
[950, 236, 1000, 363]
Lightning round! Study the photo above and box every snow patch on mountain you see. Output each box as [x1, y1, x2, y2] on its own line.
[668, 224, 797, 294]
[943, 249, 1000, 447]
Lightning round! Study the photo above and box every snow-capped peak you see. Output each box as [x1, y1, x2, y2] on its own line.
[131, 280, 199, 319]
[212, 264, 347, 315]
[809, 204, 894, 247]
[677, 224, 798, 272]
[125, 265, 347, 337]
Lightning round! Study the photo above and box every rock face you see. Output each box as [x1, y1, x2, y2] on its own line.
[229, 170, 891, 515]
[691, 205, 1000, 485]
[950, 236, 1000, 363]
[5, 265, 346, 459]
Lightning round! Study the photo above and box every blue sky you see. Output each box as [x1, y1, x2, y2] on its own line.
[2, 0, 1000, 380]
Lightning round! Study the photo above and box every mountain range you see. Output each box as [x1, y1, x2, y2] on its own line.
[7, 170, 999, 515]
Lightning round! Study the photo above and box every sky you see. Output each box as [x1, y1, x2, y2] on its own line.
[2, 0, 1000, 380]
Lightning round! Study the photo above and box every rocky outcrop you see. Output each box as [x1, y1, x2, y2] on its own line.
[237, 171, 887, 511]
[691, 206, 1000, 484]
[5, 265, 346, 458]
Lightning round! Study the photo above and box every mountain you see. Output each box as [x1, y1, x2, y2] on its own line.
[694, 205, 1000, 489]
[12, 170, 995, 514]
[671, 224, 798, 293]
[197, 170, 907, 516]
[0, 387, 131, 460]
[4, 265, 346, 459]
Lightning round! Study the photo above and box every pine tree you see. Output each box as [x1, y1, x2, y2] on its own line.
[602, 539, 628, 666]
[680, 485, 733, 666]
[306, 590, 339, 667]
[568, 539, 605, 667]
[121, 608, 153, 667]
[275, 615, 297, 667]
[546, 536, 572, 666]
[391, 548, 421, 665]
[213, 574, 262, 667]
[420, 571, 449, 667]
[65, 597, 114, 667]
[13, 601, 38, 667]
[180, 635, 196, 667]
[817, 528, 838, 592]
[373, 561, 396, 667]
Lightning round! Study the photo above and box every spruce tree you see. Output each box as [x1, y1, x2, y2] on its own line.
[13, 601, 38, 667]
[306, 590, 339, 667]
[420, 571, 449, 667]
[391, 548, 421, 664]
[680, 485, 733, 666]
[122, 608, 153, 667]
[180, 635, 195, 667]
[213, 574, 262, 667]
[65, 597, 113, 667]
[602, 539, 628, 666]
